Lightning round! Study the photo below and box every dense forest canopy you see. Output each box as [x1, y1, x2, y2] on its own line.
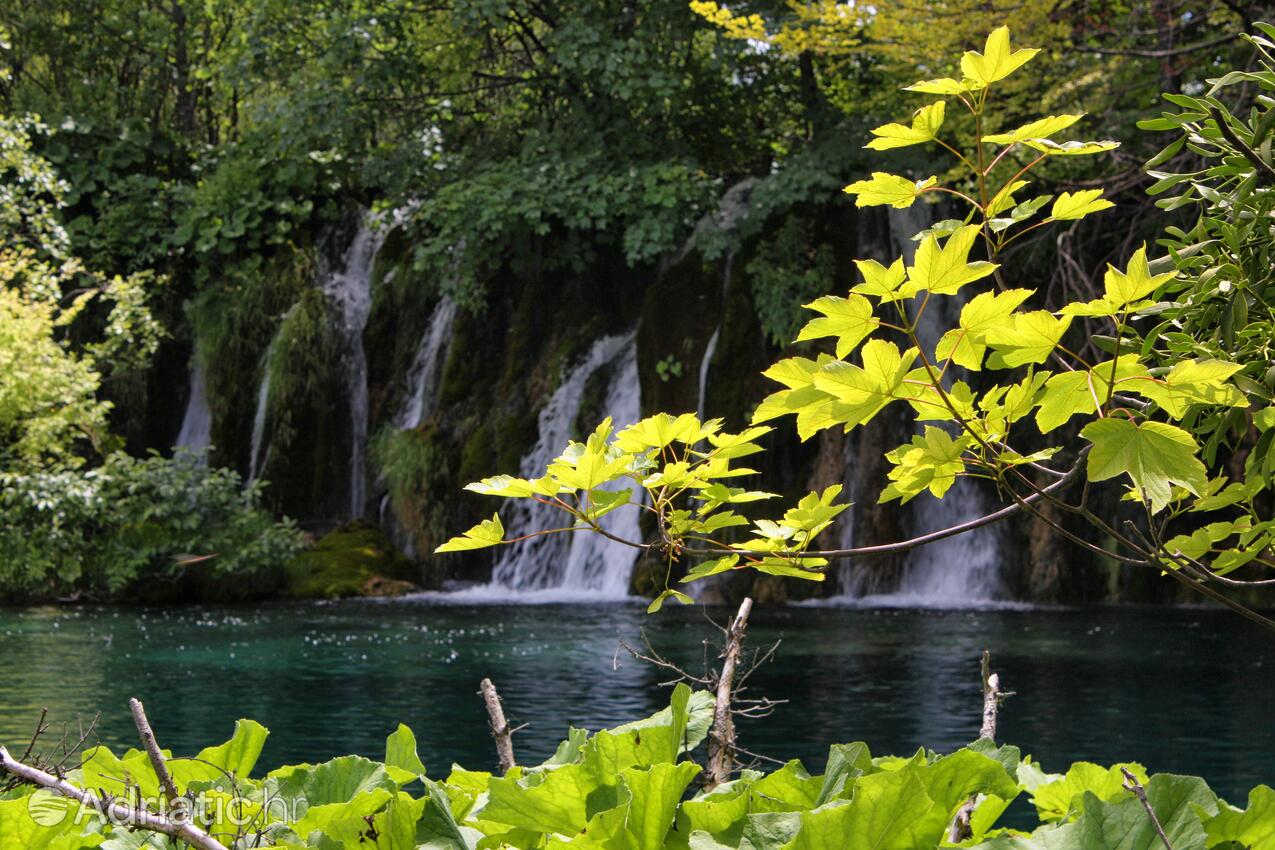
[0, 1, 1272, 610]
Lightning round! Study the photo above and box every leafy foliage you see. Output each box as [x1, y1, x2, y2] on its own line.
[437, 24, 1275, 613]
[0, 451, 303, 602]
[7, 689, 1275, 849]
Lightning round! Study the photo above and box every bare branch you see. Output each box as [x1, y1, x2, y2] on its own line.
[479, 678, 517, 775]
[0, 746, 227, 850]
[706, 598, 753, 789]
[949, 651, 1007, 843]
[1122, 767, 1175, 850]
[129, 698, 181, 810]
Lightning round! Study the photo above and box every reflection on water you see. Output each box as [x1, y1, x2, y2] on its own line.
[0, 601, 1270, 802]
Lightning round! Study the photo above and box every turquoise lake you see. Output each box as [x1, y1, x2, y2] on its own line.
[0, 600, 1271, 803]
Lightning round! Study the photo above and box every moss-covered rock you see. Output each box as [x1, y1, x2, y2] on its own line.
[284, 522, 417, 599]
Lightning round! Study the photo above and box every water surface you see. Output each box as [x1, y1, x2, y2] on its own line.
[0, 600, 1270, 802]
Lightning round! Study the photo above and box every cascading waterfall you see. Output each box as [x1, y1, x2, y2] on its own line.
[477, 333, 642, 599]
[830, 206, 1005, 606]
[322, 212, 391, 519]
[394, 297, 457, 430]
[247, 334, 279, 484]
[697, 252, 734, 421]
[175, 354, 212, 459]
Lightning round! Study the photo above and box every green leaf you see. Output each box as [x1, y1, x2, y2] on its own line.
[866, 102, 946, 150]
[482, 763, 597, 836]
[907, 225, 999, 296]
[985, 311, 1072, 367]
[620, 762, 703, 850]
[984, 114, 1083, 145]
[647, 589, 694, 613]
[385, 724, 427, 778]
[1080, 419, 1208, 512]
[843, 173, 938, 209]
[1204, 784, 1275, 849]
[1029, 762, 1148, 822]
[435, 513, 505, 552]
[960, 26, 1039, 86]
[796, 294, 879, 357]
[851, 258, 915, 302]
[1022, 139, 1121, 156]
[905, 77, 977, 95]
[881, 427, 971, 503]
[935, 288, 1034, 370]
[1049, 189, 1115, 221]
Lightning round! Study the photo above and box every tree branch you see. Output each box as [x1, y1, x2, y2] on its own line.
[479, 678, 517, 775]
[128, 698, 181, 810]
[1122, 767, 1174, 850]
[0, 746, 227, 850]
[706, 597, 752, 789]
[1208, 106, 1275, 185]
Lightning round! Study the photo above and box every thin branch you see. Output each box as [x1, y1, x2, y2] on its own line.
[1122, 767, 1175, 850]
[128, 698, 181, 810]
[1208, 106, 1275, 184]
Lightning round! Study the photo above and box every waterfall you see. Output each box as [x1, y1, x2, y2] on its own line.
[322, 212, 391, 519]
[696, 252, 734, 421]
[394, 297, 457, 430]
[466, 332, 641, 600]
[175, 354, 212, 459]
[826, 206, 1007, 607]
[247, 334, 279, 484]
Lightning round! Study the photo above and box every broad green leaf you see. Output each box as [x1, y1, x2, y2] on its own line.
[647, 589, 694, 613]
[851, 258, 914, 302]
[1030, 762, 1148, 823]
[482, 763, 597, 835]
[1204, 784, 1275, 849]
[985, 312, 1072, 367]
[843, 173, 938, 209]
[435, 514, 504, 552]
[866, 102, 946, 150]
[881, 427, 971, 503]
[1081, 419, 1208, 512]
[796, 294, 879, 357]
[1023, 139, 1121, 156]
[620, 762, 703, 850]
[905, 77, 979, 95]
[1049, 189, 1115, 221]
[810, 341, 917, 429]
[779, 768, 941, 850]
[960, 26, 1039, 86]
[1134, 359, 1247, 418]
[935, 288, 1033, 370]
[907, 225, 999, 296]
[0, 797, 104, 850]
[616, 413, 707, 452]
[385, 724, 426, 778]
[984, 114, 1083, 145]
[1034, 357, 1149, 433]
[681, 554, 741, 583]
[1103, 245, 1176, 309]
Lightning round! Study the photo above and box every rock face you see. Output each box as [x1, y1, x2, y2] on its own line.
[165, 193, 1166, 606]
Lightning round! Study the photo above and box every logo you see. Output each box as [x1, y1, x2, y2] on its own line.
[26, 790, 69, 827]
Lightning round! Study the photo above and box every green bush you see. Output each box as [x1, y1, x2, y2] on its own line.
[0, 451, 303, 602]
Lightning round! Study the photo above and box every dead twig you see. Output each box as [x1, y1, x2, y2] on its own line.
[706, 597, 753, 789]
[948, 651, 1009, 843]
[128, 698, 182, 814]
[1122, 767, 1175, 850]
[479, 678, 517, 775]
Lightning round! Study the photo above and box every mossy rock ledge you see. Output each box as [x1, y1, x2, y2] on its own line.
[285, 522, 419, 599]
